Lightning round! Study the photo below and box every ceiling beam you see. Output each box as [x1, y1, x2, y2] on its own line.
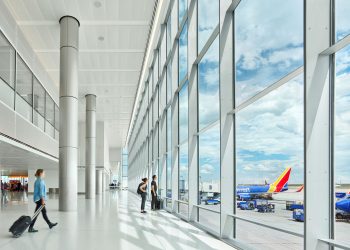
[34, 49, 145, 53]
[46, 69, 140, 72]
[17, 20, 150, 26]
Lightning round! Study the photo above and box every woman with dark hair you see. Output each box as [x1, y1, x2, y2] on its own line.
[151, 175, 158, 210]
[138, 178, 148, 213]
[28, 169, 57, 233]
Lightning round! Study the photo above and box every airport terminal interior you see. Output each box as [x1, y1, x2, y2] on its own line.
[0, 0, 349, 249]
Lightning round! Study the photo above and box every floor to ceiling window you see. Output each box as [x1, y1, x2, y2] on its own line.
[127, 0, 350, 249]
[178, 81, 189, 216]
[234, 0, 304, 248]
[334, 1, 350, 243]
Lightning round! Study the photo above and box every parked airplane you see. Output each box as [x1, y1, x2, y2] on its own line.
[203, 167, 303, 204]
[236, 167, 302, 200]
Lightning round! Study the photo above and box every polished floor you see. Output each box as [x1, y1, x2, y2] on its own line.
[0, 191, 235, 250]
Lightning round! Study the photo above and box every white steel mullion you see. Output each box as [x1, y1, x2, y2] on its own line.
[220, 0, 236, 239]
[187, 0, 198, 222]
[304, 0, 331, 249]
[171, 0, 179, 212]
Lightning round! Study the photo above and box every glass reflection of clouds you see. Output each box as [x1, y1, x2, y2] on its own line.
[335, 0, 350, 42]
[179, 22, 188, 83]
[198, 37, 219, 130]
[335, 45, 350, 184]
[235, 0, 303, 105]
[236, 75, 304, 185]
[199, 124, 220, 184]
[179, 0, 187, 25]
[179, 81, 189, 143]
[197, 0, 219, 53]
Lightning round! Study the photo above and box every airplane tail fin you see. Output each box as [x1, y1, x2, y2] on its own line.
[268, 167, 291, 193]
[296, 185, 304, 192]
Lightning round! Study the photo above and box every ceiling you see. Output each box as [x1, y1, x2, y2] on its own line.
[0, 140, 58, 176]
[3, 0, 156, 148]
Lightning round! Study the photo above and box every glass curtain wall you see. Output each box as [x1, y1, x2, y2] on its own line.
[0, 32, 15, 108]
[127, 0, 350, 249]
[0, 30, 59, 140]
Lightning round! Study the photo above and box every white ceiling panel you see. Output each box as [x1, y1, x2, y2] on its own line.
[3, 0, 156, 148]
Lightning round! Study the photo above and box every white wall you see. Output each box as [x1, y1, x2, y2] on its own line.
[28, 169, 59, 193]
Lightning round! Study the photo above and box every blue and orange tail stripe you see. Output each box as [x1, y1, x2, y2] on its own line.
[267, 167, 291, 193]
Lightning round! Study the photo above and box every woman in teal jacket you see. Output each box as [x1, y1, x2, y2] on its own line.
[28, 169, 57, 233]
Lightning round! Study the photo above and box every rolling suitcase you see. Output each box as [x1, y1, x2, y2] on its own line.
[9, 205, 44, 238]
[156, 198, 163, 210]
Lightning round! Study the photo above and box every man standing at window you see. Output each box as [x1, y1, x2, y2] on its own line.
[151, 175, 158, 210]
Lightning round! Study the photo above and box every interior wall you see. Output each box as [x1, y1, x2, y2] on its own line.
[28, 169, 59, 193]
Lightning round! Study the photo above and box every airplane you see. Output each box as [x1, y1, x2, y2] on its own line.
[204, 167, 303, 204]
[236, 167, 303, 200]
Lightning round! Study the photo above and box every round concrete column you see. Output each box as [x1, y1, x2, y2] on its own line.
[59, 15, 80, 211]
[96, 170, 103, 194]
[85, 94, 96, 199]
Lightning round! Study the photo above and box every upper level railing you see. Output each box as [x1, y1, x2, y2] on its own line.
[0, 30, 59, 140]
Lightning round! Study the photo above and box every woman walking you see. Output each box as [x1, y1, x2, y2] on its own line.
[28, 169, 57, 233]
[138, 178, 148, 213]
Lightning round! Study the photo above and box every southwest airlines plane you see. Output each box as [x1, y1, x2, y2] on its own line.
[236, 167, 303, 200]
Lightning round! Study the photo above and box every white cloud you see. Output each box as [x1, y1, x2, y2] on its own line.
[200, 164, 214, 175]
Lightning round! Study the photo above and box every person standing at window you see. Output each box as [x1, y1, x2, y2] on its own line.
[138, 178, 148, 213]
[28, 169, 57, 233]
[151, 175, 158, 210]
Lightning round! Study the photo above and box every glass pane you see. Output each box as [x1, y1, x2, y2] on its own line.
[179, 0, 187, 25]
[199, 124, 220, 209]
[236, 220, 303, 249]
[179, 22, 188, 83]
[167, 15, 172, 56]
[166, 108, 172, 201]
[16, 94, 32, 121]
[33, 110, 45, 131]
[55, 105, 59, 130]
[236, 75, 304, 238]
[234, 0, 303, 105]
[179, 143, 188, 202]
[33, 77, 45, 116]
[16, 56, 33, 105]
[167, 60, 172, 103]
[179, 81, 188, 143]
[161, 32, 166, 71]
[198, 208, 220, 233]
[0, 77, 14, 108]
[0, 32, 15, 88]
[198, 37, 219, 130]
[334, 45, 350, 243]
[154, 52, 159, 89]
[335, 0, 350, 42]
[178, 203, 189, 218]
[197, 0, 219, 53]
[45, 93, 54, 126]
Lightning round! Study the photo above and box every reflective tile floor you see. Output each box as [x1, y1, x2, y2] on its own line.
[0, 191, 235, 250]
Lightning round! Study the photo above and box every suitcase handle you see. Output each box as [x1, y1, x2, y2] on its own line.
[31, 205, 45, 220]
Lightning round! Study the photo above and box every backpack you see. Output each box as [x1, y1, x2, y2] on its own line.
[137, 183, 143, 195]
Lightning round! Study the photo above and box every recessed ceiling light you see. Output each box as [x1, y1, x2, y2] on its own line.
[94, 1, 102, 8]
[98, 36, 104, 41]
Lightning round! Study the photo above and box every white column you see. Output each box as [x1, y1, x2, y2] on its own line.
[96, 170, 103, 194]
[85, 94, 96, 199]
[305, 0, 331, 249]
[59, 15, 80, 212]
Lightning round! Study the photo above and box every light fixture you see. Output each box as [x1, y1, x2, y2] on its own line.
[98, 36, 104, 41]
[94, 1, 102, 8]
